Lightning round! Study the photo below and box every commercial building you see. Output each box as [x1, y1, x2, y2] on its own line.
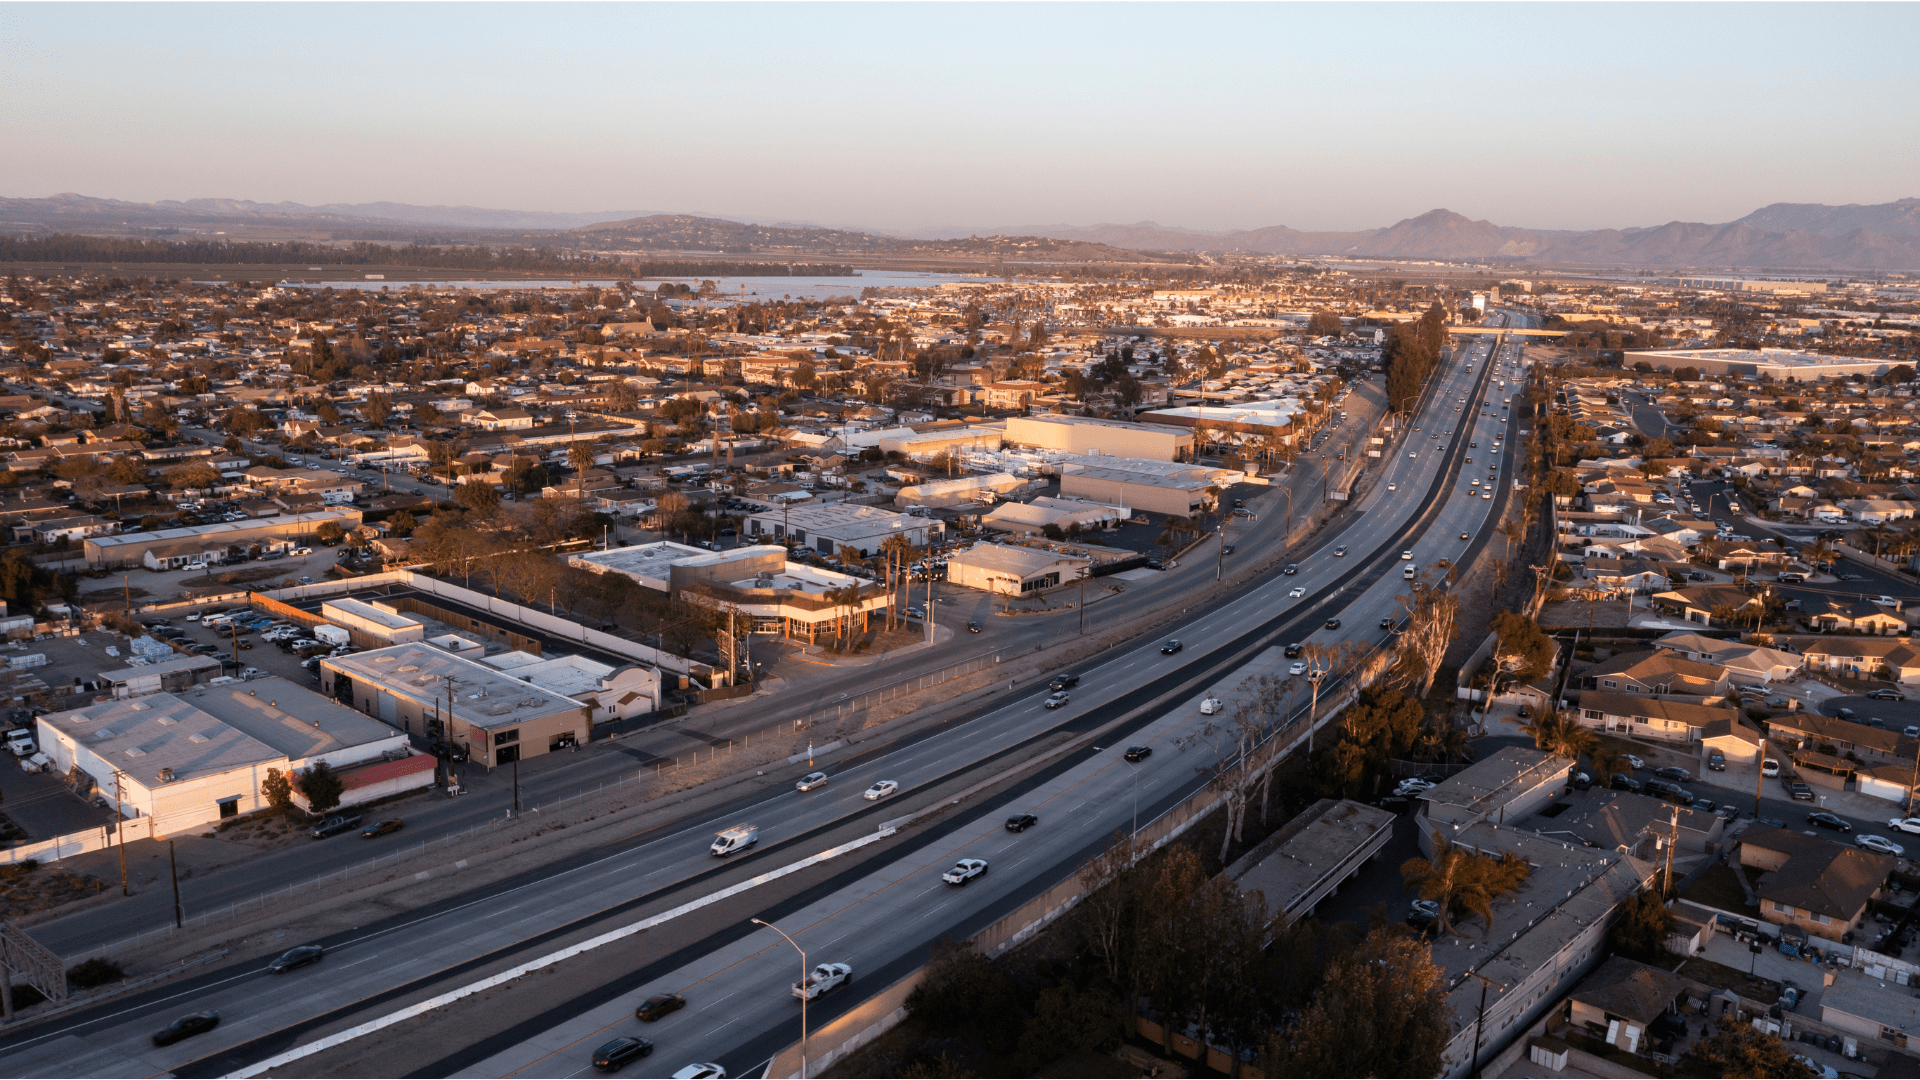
[1222, 798, 1395, 930]
[871, 425, 1004, 460]
[1141, 397, 1307, 445]
[981, 495, 1125, 536]
[741, 503, 943, 556]
[894, 472, 1029, 509]
[320, 598, 427, 646]
[1675, 277, 1827, 295]
[945, 542, 1091, 596]
[35, 677, 413, 836]
[82, 509, 364, 569]
[320, 644, 589, 767]
[567, 540, 709, 593]
[1623, 347, 1897, 382]
[1003, 415, 1192, 461]
[1059, 466, 1216, 518]
[571, 543, 891, 643]
[98, 654, 224, 698]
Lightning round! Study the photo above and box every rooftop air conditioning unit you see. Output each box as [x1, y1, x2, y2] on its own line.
[157, 767, 175, 783]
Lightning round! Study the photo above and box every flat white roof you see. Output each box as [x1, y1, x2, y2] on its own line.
[186, 676, 403, 762]
[85, 510, 360, 551]
[322, 597, 424, 631]
[323, 644, 584, 732]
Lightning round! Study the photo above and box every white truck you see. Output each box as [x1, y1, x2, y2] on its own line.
[710, 824, 758, 857]
[312, 624, 351, 648]
[792, 962, 852, 1000]
[6, 728, 36, 758]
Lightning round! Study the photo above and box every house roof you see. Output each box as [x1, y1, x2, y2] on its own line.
[1577, 692, 1739, 730]
[1586, 650, 1727, 687]
[1570, 956, 1691, 1026]
[1739, 825, 1893, 919]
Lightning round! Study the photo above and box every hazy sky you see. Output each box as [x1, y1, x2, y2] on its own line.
[3, 3, 1916, 234]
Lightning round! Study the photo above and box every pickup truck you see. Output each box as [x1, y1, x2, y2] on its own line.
[792, 962, 852, 1000]
[309, 812, 363, 839]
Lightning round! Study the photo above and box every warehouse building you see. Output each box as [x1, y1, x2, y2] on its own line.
[982, 495, 1125, 536]
[320, 598, 427, 646]
[83, 509, 364, 569]
[1004, 414, 1192, 461]
[946, 543, 1092, 596]
[567, 541, 710, 592]
[99, 654, 225, 698]
[320, 644, 589, 766]
[741, 502, 943, 555]
[1623, 346, 1897, 381]
[483, 651, 661, 722]
[872, 425, 1004, 460]
[35, 677, 414, 836]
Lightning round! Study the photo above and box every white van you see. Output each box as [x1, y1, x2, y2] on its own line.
[710, 824, 759, 857]
[1403, 565, 1417, 579]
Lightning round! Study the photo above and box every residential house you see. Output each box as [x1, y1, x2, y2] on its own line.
[1737, 825, 1892, 942]
[1767, 712, 1919, 768]
[1581, 651, 1730, 699]
[1650, 584, 1764, 627]
[461, 406, 536, 431]
[1565, 957, 1692, 1055]
[1574, 692, 1741, 744]
[1804, 599, 1908, 636]
[1651, 631, 1802, 685]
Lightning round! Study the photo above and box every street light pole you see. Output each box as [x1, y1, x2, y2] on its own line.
[753, 918, 810, 1079]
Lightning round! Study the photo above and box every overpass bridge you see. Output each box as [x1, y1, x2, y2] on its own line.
[1446, 325, 1568, 337]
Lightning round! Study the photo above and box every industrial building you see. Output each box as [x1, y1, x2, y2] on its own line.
[83, 509, 364, 569]
[574, 543, 890, 643]
[894, 472, 1030, 509]
[1623, 346, 1897, 381]
[1142, 397, 1306, 446]
[740, 502, 943, 555]
[320, 597, 427, 646]
[982, 495, 1126, 536]
[35, 677, 415, 836]
[483, 651, 661, 721]
[99, 654, 224, 698]
[871, 425, 1004, 460]
[321, 644, 590, 767]
[945, 543, 1092, 596]
[1002, 415, 1192, 461]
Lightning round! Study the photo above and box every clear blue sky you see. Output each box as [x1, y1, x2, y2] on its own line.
[2, 2, 1915, 234]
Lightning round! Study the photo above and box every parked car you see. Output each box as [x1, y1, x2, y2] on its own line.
[1787, 781, 1815, 802]
[1887, 818, 1920, 835]
[1858, 835, 1906, 857]
[1610, 773, 1642, 792]
[1707, 750, 1726, 772]
[309, 813, 363, 839]
[1869, 688, 1906, 701]
[1654, 766, 1693, 783]
[1807, 811, 1852, 833]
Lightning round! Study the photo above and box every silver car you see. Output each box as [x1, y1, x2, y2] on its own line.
[795, 772, 829, 792]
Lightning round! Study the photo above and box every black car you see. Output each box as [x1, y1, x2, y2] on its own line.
[1610, 773, 1642, 792]
[1005, 813, 1039, 833]
[1807, 811, 1853, 833]
[1654, 766, 1693, 783]
[1161, 640, 1183, 654]
[1283, 563, 1298, 575]
[967, 621, 981, 633]
[309, 812, 363, 839]
[268, 944, 324, 973]
[591, 1036, 654, 1071]
[1869, 688, 1905, 701]
[1048, 674, 1079, 692]
[1283, 643, 1304, 658]
[1144, 558, 1165, 571]
[1379, 618, 1394, 630]
[1123, 745, 1152, 763]
[1325, 618, 1341, 630]
[635, 993, 686, 1022]
[152, 1011, 220, 1046]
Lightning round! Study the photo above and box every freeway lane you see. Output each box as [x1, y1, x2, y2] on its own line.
[0, 332, 1513, 1079]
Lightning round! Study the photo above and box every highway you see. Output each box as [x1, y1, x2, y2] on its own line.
[0, 324, 1527, 1079]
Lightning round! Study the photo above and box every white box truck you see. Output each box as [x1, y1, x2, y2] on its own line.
[312, 624, 351, 648]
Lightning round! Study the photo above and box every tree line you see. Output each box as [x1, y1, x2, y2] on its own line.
[1382, 305, 1450, 414]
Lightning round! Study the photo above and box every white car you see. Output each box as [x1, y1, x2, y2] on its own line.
[1289, 661, 1307, 676]
[1287, 587, 1306, 598]
[862, 780, 898, 801]
[795, 771, 829, 792]
[1388, 483, 1397, 491]
[792, 962, 852, 1000]
[1858, 835, 1906, 857]
[1627, 755, 1646, 769]
[1888, 818, 1920, 835]
[1401, 550, 1414, 561]
[942, 858, 989, 885]
[1199, 696, 1224, 715]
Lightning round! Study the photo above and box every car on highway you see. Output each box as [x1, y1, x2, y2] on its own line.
[1869, 688, 1906, 700]
[1401, 550, 1413, 560]
[1161, 640, 1183, 654]
[1807, 811, 1853, 833]
[1283, 563, 1298, 575]
[592, 1037, 655, 1071]
[309, 812, 363, 839]
[1199, 696, 1224, 714]
[1325, 618, 1341, 629]
[1333, 545, 1347, 556]
[1123, 745, 1152, 762]
[1387, 483, 1397, 491]
[795, 772, 830, 792]
[1287, 587, 1305, 598]
[1044, 691, 1071, 709]
[793, 962, 853, 1000]
[1859, 835, 1906, 858]
[861, 780, 899, 801]
[1288, 661, 1308, 676]
[942, 858, 989, 885]
[1005, 813, 1038, 833]
[1459, 532, 1470, 540]
[967, 620, 981, 633]
[635, 993, 687, 1022]
[1047, 673, 1079, 691]
[152, 1011, 220, 1046]
[1379, 617, 1394, 630]
[361, 819, 404, 838]
[267, 944, 324, 973]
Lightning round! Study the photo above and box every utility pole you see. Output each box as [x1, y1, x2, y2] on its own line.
[115, 770, 128, 896]
[1757, 738, 1770, 819]
[169, 840, 182, 928]
[753, 919, 810, 1079]
[1078, 568, 1086, 635]
[1663, 807, 1680, 896]
[1464, 971, 1506, 1076]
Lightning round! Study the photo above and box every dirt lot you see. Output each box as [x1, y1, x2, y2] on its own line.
[74, 548, 347, 607]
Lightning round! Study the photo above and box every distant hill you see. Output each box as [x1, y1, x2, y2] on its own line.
[0, 193, 652, 233]
[573, 213, 1179, 263]
[1732, 199, 1920, 239]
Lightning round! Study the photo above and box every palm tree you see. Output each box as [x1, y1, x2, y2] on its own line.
[1519, 710, 1596, 761]
[1591, 748, 1633, 787]
[1402, 831, 1533, 938]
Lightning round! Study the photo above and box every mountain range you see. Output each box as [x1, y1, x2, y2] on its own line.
[3, 192, 1919, 270]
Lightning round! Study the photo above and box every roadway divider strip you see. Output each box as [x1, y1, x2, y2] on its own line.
[221, 830, 894, 1079]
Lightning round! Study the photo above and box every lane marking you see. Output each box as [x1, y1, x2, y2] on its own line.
[223, 829, 896, 1078]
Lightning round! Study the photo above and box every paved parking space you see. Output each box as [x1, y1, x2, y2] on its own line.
[0, 754, 116, 841]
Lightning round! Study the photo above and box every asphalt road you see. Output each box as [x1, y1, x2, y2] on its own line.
[0, 329, 1523, 1078]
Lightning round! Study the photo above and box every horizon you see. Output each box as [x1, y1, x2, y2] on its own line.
[5, 3, 1917, 234]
